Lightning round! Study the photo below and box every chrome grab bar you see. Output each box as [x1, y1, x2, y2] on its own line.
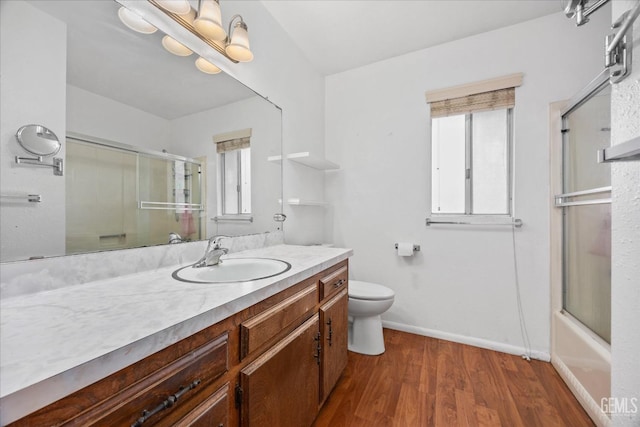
[554, 186, 612, 207]
[213, 215, 253, 223]
[0, 193, 41, 203]
[139, 201, 204, 210]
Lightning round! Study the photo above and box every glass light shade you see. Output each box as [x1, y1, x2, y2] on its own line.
[194, 0, 227, 41]
[117, 7, 157, 34]
[225, 23, 253, 62]
[195, 57, 222, 74]
[161, 35, 193, 56]
[180, 8, 197, 25]
[155, 0, 191, 15]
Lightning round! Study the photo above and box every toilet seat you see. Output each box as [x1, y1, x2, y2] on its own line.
[349, 280, 395, 301]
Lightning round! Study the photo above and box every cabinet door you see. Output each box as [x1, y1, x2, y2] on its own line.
[319, 289, 349, 403]
[240, 315, 320, 427]
[173, 383, 228, 427]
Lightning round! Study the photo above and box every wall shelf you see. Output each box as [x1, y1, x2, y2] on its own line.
[286, 152, 339, 170]
[267, 155, 283, 164]
[287, 198, 327, 207]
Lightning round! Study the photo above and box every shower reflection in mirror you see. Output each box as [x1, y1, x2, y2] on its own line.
[65, 135, 204, 254]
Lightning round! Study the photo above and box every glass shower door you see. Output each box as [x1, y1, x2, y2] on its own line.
[558, 85, 611, 343]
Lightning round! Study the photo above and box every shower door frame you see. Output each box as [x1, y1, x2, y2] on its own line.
[549, 75, 612, 427]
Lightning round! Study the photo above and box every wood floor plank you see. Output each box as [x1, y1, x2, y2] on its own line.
[455, 389, 479, 427]
[313, 329, 595, 427]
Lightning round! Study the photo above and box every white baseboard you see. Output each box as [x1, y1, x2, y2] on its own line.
[382, 320, 550, 362]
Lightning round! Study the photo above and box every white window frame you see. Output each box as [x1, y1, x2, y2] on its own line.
[426, 73, 522, 220]
[430, 108, 514, 216]
[214, 128, 252, 219]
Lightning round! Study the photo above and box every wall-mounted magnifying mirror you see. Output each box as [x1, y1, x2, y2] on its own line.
[16, 124, 61, 157]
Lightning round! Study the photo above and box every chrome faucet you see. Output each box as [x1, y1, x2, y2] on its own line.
[193, 235, 229, 268]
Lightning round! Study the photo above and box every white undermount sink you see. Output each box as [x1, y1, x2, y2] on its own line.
[172, 257, 291, 283]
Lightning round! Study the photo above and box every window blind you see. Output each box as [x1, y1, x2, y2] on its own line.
[216, 136, 250, 153]
[430, 87, 515, 118]
[425, 73, 522, 118]
[213, 128, 252, 153]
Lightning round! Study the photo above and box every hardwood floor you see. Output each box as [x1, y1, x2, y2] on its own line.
[313, 329, 594, 427]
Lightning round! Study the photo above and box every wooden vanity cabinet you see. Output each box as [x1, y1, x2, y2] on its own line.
[8, 260, 349, 427]
[239, 315, 320, 427]
[319, 289, 349, 404]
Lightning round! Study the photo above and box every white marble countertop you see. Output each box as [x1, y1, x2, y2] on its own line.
[0, 244, 352, 425]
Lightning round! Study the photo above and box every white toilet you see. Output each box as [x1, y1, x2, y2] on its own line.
[348, 280, 395, 355]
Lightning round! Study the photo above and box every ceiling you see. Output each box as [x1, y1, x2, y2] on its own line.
[261, 0, 565, 75]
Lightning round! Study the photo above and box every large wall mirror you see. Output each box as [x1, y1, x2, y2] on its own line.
[0, 0, 283, 263]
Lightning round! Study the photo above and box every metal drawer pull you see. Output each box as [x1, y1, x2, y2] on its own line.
[313, 332, 321, 365]
[334, 279, 345, 288]
[131, 379, 201, 427]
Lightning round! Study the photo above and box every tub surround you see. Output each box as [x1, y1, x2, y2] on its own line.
[0, 240, 352, 425]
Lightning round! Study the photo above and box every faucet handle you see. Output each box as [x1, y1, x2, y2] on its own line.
[211, 235, 229, 248]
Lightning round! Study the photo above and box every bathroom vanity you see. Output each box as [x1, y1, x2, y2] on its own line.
[0, 244, 351, 426]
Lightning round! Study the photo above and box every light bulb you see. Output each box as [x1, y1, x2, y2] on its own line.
[225, 21, 253, 62]
[194, 0, 227, 41]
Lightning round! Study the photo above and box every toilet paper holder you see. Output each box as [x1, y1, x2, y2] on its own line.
[394, 243, 420, 252]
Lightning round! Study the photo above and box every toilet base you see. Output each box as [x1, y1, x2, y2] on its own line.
[348, 314, 385, 355]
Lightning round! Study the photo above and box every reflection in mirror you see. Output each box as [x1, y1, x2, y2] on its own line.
[65, 134, 204, 254]
[0, 0, 283, 262]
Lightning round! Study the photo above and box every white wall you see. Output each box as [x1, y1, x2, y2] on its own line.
[67, 85, 171, 150]
[324, 11, 610, 358]
[610, 1, 640, 425]
[0, 1, 67, 262]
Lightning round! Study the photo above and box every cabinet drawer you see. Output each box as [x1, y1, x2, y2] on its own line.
[173, 383, 229, 427]
[319, 265, 348, 301]
[240, 283, 318, 359]
[73, 333, 229, 426]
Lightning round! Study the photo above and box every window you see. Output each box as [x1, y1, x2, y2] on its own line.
[427, 74, 522, 216]
[215, 129, 252, 216]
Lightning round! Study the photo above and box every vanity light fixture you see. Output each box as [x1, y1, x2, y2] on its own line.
[155, 0, 255, 63]
[118, 0, 254, 76]
[117, 7, 157, 34]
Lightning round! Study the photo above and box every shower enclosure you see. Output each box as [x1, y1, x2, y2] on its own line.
[550, 71, 611, 426]
[65, 134, 203, 254]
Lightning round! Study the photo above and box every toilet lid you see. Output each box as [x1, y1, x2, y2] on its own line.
[349, 280, 395, 301]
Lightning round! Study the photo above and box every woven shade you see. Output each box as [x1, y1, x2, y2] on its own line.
[430, 87, 515, 118]
[216, 136, 250, 153]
